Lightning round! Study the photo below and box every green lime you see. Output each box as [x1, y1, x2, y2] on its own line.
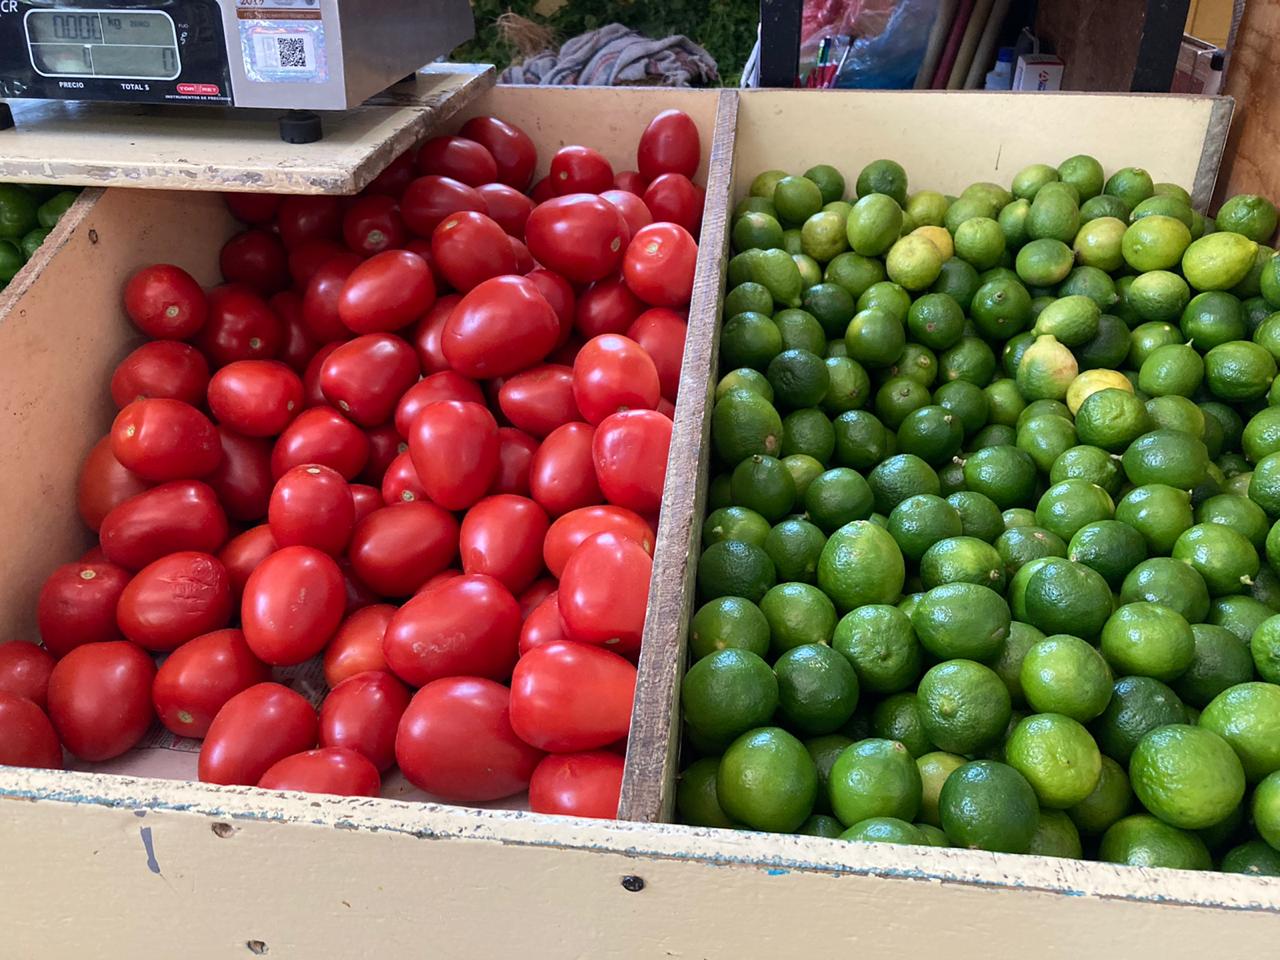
[930, 258, 982, 313]
[821, 357, 872, 415]
[954, 216, 1006, 271]
[1121, 429, 1210, 489]
[682, 648, 779, 747]
[1131, 195, 1195, 228]
[1012, 163, 1060, 200]
[1221, 839, 1280, 876]
[721, 312, 783, 373]
[1213, 595, 1273, 644]
[760, 581, 838, 655]
[920, 537, 1006, 591]
[1016, 335, 1078, 401]
[998, 198, 1031, 249]
[1105, 167, 1155, 209]
[690, 596, 771, 660]
[873, 378, 931, 431]
[1099, 814, 1211, 869]
[896, 405, 962, 465]
[945, 194, 999, 234]
[804, 164, 846, 205]
[1122, 215, 1192, 271]
[1196, 493, 1270, 553]
[730, 454, 796, 522]
[912, 582, 1010, 660]
[840, 816, 924, 844]
[781, 408, 835, 464]
[1016, 238, 1074, 287]
[935, 379, 990, 436]
[675, 757, 734, 827]
[918, 659, 1011, 755]
[1081, 194, 1131, 222]
[713, 389, 783, 465]
[1052, 445, 1124, 496]
[872, 692, 934, 757]
[817, 520, 905, 611]
[907, 190, 949, 227]
[1130, 724, 1244, 829]
[868, 454, 940, 514]
[1205, 340, 1277, 401]
[997, 526, 1067, 580]
[939, 760, 1039, 853]
[962, 445, 1037, 510]
[749, 169, 787, 201]
[1101, 602, 1196, 681]
[1144, 395, 1205, 436]
[0, 184, 37, 241]
[1138, 344, 1204, 397]
[1217, 194, 1279, 243]
[825, 252, 887, 299]
[939, 336, 998, 386]
[1068, 520, 1147, 587]
[1028, 809, 1084, 858]
[846, 193, 904, 257]
[1006, 713, 1103, 808]
[856, 160, 908, 206]
[775, 643, 860, 735]
[1129, 270, 1192, 323]
[767, 349, 830, 410]
[804, 467, 874, 533]
[698, 539, 777, 603]
[1080, 314, 1135, 371]
[944, 492, 1004, 545]
[1200, 681, 1280, 781]
[906, 292, 964, 350]
[1059, 155, 1105, 200]
[1059, 264, 1119, 309]
[1184, 232, 1261, 292]
[971, 423, 1017, 449]
[754, 247, 806, 307]
[1074, 388, 1151, 452]
[885, 234, 945, 291]
[833, 410, 889, 469]
[833, 604, 923, 694]
[890, 342, 939, 387]
[1255, 313, 1280, 361]
[773, 308, 826, 355]
[1129, 322, 1183, 368]
[828, 737, 921, 826]
[1067, 754, 1132, 835]
[1034, 479, 1114, 543]
[990, 620, 1046, 704]
[917, 751, 967, 827]
[1016, 557, 1114, 639]
[782, 454, 825, 499]
[703, 506, 771, 549]
[1263, 254, 1280, 308]
[845, 308, 905, 369]
[774, 175, 824, 226]
[801, 211, 850, 262]
[886, 494, 964, 562]
[732, 210, 784, 252]
[1027, 185, 1081, 244]
[1251, 452, 1280, 515]
[724, 281, 774, 319]
[1172, 523, 1259, 596]
[1073, 216, 1127, 272]
[1020, 633, 1114, 722]
[807, 732, 854, 815]
[707, 474, 732, 512]
[798, 814, 844, 837]
[969, 277, 1032, 341]
[803, 283, 856, 338]
[1183, 290, 1247, 349]
[1115, 484, 1194, 555]
[735, 195, 776, 220]
[1251, 770, 1280, 849]
[764, 517, 827, 584]
[717, 727, 817, 832]
[716, 367, 774, 404]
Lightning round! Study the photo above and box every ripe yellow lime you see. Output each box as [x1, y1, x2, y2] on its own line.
[1066, 369, 1133, 415]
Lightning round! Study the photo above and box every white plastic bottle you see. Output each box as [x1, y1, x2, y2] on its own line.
[985, 47, 1015, 90]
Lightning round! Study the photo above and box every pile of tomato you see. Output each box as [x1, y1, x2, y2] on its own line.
[0, 109, 702, 819]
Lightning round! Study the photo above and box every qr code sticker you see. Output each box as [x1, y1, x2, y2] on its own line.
[241, 21, 328, 82]
[276, 36, 308, 67]
[254, 33, 313, 71]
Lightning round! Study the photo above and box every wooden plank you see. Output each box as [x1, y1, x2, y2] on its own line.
[0, 64, 493, 195]
[1216, 0, 1280, 219]
[618, 90, 739, 824]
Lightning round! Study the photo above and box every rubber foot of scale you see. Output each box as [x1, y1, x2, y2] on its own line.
[279, 110, 322, 144]
[0, 103, 15, 131]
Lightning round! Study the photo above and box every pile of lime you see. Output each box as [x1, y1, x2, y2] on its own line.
[0, 183, 78, 286]
[679, 156, 1280, 875]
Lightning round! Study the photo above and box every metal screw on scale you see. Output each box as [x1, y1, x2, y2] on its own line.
[278, 109, 322, 144]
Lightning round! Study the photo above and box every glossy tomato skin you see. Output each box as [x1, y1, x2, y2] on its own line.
[623, 222, 698, 310]
[302, 342, 340, 408]
[509, 236, 534, 273]
[529, 421, 603, 517]
[380, 450, 428, 504]
[559, 532, 652, 652]
[519, 577, 557, 617]
[123, 264, 208, 339]
[322, 604, 394, 687]
[198, 682, 317, 785]
[220, 229, 289, 296]
[613, 170, 647, 195]
[0, 692, 62, 769]
[271, 407, 369, 480]
[362, 148, 414, 198]
[592, 409, 672, 514]
[207, 427, 274, 522]
[626, 308, 686, 400]
[218, 524, 277, 602]
[341, 559, 379, 614]
[524, 194, 628, 285]
[519, 591, 569, 656]
[383, 574, 520, 686]
[77, 435, 151, 531]
[47, 641, 155, 761]
[571, 334, 661, 425]
[416, 135, 498, 186]
[430, 211, 517, 293]
[408, 400, 499, 511]
[0, 641, 55, 710]
[528, 750, 624, 819]
[401, 175, 488, 238]
[348, 482, 384, 525]
[642, 174, 702, 234]
[476, 183, 534, 238]
[338, 249, 436, 335]
[319, 333, 419, 427]
[241, 546, 345, 665]
[394, 370, 484, 439]
[543, 504, 655, 578]
[110, 398, 222, 482]
[151, 628, 270, 738]
[301, 252, 362, 343]
[395, 676, 542, 802]
[347, 501, 459, 597]
[509, 640, 637, 752]
[460, 116, 537, 191]
[358, 425, 402, 487]
[341, 194, 405, 256]
[637, 109, 700, 180]
[268, 464, 354, 555]
[319, 670, 410, 772]
[207, 360, 303, 438]
[110, 341, 210, 409]
[117, 551, 233, 652]
[272, 291, 318, 373]
[494, 427, 537, 497]
[288, 239, 347, 290]
[36, 561, 131, 656]
[600, 189, 653, 239]
[99, 481, 229, 571]
[410, 293, 460, 374]
[550, 145, 614, 195]
[258, 746, 381, 797]
[197, 285, 283, 366]
[526, 269, 576, 346]
[224, 192, 281, 225]
[277, 195, 342, 250]
[498, 365, 579, 438]
[458, 496, 549, 595]
[441, 275, 559, 379]
[575, 277, 646, 339]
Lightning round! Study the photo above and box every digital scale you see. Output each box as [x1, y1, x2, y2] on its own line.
[0, 0, 475, 141]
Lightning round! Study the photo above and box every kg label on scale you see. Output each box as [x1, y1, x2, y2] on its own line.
[236, 0, 328, 83]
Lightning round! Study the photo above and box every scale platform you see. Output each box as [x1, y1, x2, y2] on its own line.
[0, 63, 494, 195]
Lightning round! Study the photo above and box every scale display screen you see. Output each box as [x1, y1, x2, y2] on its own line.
[25, 9, 181, 80]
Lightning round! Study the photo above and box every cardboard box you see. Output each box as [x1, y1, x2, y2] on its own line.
[1013, 53, 1065, 91]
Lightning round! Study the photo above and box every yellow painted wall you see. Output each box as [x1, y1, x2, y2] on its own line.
[1186, 0, 1232, 47]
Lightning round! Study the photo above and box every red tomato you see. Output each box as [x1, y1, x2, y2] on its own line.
[47, 641, 155, 761]
[289, 239, 348, 289]
[530, 176, 554, 203]
[626, 307, 687, 400]
[220, 229, 288, 296]
[258, 746, 381, 796]
[526, 269, 576, 347]
[207, 427, 272, 522]
[198, 284, 283, 365]
[199, 682, 317, 785]
[218, 525, 277, 602]
[319, 670, 410, 772]
[550, 145, 614, 195]
[268, 464, 354, 555]
[600, 188, 654, 238]
[441, 275, 559, 379]
[416, 569, 461, 597]
[404, 237, 448, 290]
[520, 577, 557, 616]
[0, 692, 62, 769]
[358, 425, 402, 487]
[224, 192, 280, 225]
[207, 360, 304, 437]
[642, 174, 702, 234]
[430, 211, 517, 293]
[408, 400, 498, 511]
[612, 170, 647, 195]
[151, 628, 270, 738]
[494, 427, 538, 497]
[123, 264, 207, 339]
[110, 341, 210, 408]
[575, 277, 645, 339]
[341, 194, 405, 256]
[383, 574, 520, 686]
[347, 501, 459, 597]
[637, 109, 700, 180]
[362, 148, 415, 198]
[380, 450, 428, 504]
[271, 407, 369, 480]
[301, 252, 362, 343]
[36, 561, 127, 657]
[342, 559, 380, 614]
[99, 481, 229, 571]
[272, 291, 317, 373]
[623, 222, 698, 310]
[349, 482, 384, 524]
[117, 551, 232, 652]
[401, 175, 488, 238]
[394, 370, 484, 439]
[525, 194, 628, 285]
[241, 546, 345, 665]
[519, 592, 570, 655]
[509, 236, 534, 273]
[319, 333, 419, 427]
[338, 249, 435, 334]
[395, 676, 542, 801]
[417, 135, 498, 186]
[276, 195, 342, 250]
[476, 183, 534, 238]
[323, 604, 394, 687]
[528, 421, 602, 517]
[593, 409, 672, 513]
[571, 334, 660, 425]
[543, 504, 655, 578]
[498, 365, 579, 438]
[302, 342, 340, 407]
[509, 640, 636, 751]
[110, 398, 221, 482]
[410, 293, 460, 374]
[559, 532, 652, 652]
[529, 750, 624, 818]
[460, 116, 537, 191]
[549, 334, 585, 366]
[0, 641, 54, 710]
[458, 495, 549, 595]
[77, 435, 151, 531]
